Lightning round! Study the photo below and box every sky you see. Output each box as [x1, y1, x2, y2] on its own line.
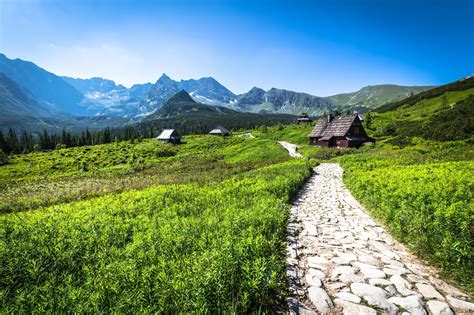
[0, 0, 473, 96]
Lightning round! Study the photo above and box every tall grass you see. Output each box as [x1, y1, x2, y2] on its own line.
[1, 149, 312, 312]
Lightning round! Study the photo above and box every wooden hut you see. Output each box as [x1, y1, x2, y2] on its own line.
[308, 114, 374, 148]
[297, 113, 313, 123]
[209, 125, 230, 136]
[157, 129, 181, 144]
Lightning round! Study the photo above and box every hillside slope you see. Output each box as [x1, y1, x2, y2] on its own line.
[0, 73, 57, 118]
[0, 73, 129, 133]
[0, 53, 84, 114]
[366, 76, 474, 142]
[326, 84, 432, 113]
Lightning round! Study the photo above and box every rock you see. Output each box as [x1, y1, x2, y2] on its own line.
[334, 299, 377, 315]
[353, 261, 379, 269]
[305, 273, 322, 287]
[415, 283, 444, 300]
[388, 295, 427, 315]
[332, 266, 355, 278]
[369, 278, 393, 287]
[390, 275, 417, 296]
[358, 255, 380, 266]
[337, 252, 357, 263]
[335, 292, 361, 304]
[303, 221, 318, 236]
[350, 283, 398, 313]
[382, 250, 401, 260]
[406, 274, 429, 284]
[308, 268, 326, 281]
[381, 257, 405, 267]
[385, 285, 398, 296]
[384, 267, 408, 276]
[308, 256, 329, 266]
[360, 267, 386, 279]
[369, 240, 389, 252]
[326, 282, 347, 292]
[287, 297, 315, 315]
[339, 272, 364, 284]
[308, 287, 334, 313]
[429, 276, 468, 298]
[446, 295, 474, 313]
[426, 300, 454, 315]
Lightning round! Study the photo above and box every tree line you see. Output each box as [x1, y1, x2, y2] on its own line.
[0, 114, 296, 155]
[0, 126, 157, 155]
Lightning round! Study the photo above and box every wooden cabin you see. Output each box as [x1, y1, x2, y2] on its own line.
[297, 113, 313, 123]
[308, 114, 374, 148]
[157, 129, 181, 144]
[209, 125, 230, 136]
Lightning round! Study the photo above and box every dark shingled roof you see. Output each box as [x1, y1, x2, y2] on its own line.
[297, 113, 313, 121]
[309, 114, 359, 139]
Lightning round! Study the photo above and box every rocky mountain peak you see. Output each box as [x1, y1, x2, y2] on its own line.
[165, 90, 196, 105]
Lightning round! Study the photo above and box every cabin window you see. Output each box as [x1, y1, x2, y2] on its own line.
[354, 127, 360, 135]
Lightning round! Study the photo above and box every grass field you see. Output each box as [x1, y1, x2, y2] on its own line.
[0, 136, 291, 213]
[0, 134, 315, 312]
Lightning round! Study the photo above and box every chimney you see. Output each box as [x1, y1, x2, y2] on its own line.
[327, 111, 334, 123]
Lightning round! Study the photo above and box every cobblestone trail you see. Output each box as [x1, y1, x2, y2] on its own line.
[278, 141, 303, 158]
[287, 163, 473, 314]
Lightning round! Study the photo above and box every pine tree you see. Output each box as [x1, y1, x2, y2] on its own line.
[7, 128, 19, 154]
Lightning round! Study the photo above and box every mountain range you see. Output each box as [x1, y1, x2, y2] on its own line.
[135, 89, 296, 135]
[0, 52, 434, 132]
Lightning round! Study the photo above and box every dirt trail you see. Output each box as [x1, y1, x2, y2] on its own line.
[278, 141, 303, 158]
[287, 163, 473, 314]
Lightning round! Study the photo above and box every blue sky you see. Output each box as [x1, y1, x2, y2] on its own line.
[1, 0, 473, 95]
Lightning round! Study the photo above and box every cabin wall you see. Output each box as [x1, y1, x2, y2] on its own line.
[309, 137, 329, 147]
[336, 137, 349, 148]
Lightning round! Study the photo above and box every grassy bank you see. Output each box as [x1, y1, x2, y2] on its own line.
[333, 139, 474, 294]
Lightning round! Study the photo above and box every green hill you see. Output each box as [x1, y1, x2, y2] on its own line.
[325, 84, 433, 113]
[365, 76, 474, 142]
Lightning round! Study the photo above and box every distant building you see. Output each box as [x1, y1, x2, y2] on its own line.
[157, 129, 181, 144]
[308, 113, 374, 148]
[297, 113, 313, 123]
[209, 125, 230, 136]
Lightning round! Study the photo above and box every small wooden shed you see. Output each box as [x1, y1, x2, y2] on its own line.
[157, 129, 181, 144]
[297, 113, 313, 123]
[209, 125, 230, 136]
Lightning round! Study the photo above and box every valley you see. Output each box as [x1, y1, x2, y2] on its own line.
[0, 74, 473, 312]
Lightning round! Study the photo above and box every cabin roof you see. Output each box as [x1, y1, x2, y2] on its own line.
[209, 125, 230, 134]
[309, 114, 359, 139]
[157, 129, 181, 140]
[297, 113, 312, 121]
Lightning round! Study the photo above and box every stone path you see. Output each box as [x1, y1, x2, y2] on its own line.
[278, 141, 303, 158]
[287, 163, 473, 314]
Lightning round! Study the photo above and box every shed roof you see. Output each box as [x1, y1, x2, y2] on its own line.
[309, 114, 359, 139]
[209, 125, 230, 135]
[157, 129, 181, 140]
[297, 113, 312, 121]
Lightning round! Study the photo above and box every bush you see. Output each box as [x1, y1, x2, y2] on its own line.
[0, 150, 8, 165]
